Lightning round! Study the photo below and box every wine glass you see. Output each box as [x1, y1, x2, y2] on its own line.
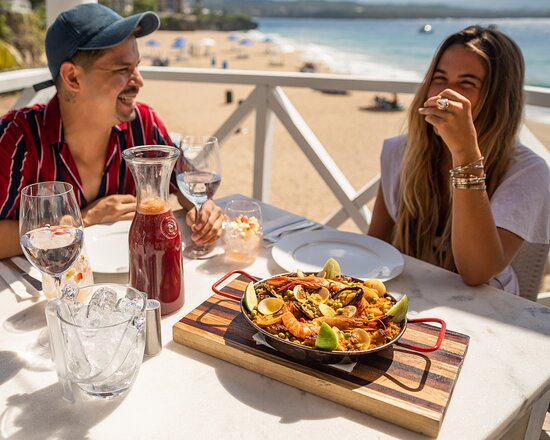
[176, 136, 222, 258]
[19, 182, 84, 300]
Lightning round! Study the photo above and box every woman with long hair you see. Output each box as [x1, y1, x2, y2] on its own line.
[368, 25, 550, 294]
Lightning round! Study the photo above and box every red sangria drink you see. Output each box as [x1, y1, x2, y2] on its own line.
[129, 199, 184, 315]
[123, 145, 184, 316]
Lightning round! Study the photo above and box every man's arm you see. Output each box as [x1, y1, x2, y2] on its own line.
[0, 220, 22, 259]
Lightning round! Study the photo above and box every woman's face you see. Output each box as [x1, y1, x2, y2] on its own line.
[428, 44, 487, 113]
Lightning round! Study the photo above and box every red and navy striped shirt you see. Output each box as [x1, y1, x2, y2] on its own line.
[0, 95, 176, 220]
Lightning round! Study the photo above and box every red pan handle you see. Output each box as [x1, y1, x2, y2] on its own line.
[396, 317, 446, 352]
[211, 270, 259, 300]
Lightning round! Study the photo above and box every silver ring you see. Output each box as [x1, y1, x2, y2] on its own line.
[436, 97, 450, 111]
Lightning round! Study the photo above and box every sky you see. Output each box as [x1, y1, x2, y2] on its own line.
[351, 0, 548, 9]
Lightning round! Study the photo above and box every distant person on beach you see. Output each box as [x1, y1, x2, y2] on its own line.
[368, 25, 550, 295]
[0, 3, 222, 259]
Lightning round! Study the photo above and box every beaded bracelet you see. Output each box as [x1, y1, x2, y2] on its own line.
[451, 174, 486, 190]
[451, 176, 486, 185]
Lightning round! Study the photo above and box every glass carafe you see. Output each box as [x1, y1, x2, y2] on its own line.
[122, 145, 184, 315]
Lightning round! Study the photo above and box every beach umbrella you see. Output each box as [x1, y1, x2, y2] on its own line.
[271, 43, 295, 65]
[199, 38, 216, 47]
[145, 39, 160, 47]
[263, 37, 274, 43]
[273, 44, 295, 54]
[227, 34, 239, 41]
[171, 39, 185, 49]
[239, 39, 253, 46]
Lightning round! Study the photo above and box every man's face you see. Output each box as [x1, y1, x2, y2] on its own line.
[77, 36, 144, 125]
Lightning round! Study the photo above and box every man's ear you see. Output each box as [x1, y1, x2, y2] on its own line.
[58, 61, 82, 94]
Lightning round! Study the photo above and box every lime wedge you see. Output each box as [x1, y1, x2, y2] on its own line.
[315, 322, 339, 351]
[387, 294, 408, 322]
[243, 282, 258, 312]
[322, 258, 341, 279]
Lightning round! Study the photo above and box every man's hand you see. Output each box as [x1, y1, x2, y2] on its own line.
[185, 199, 222, 246]
[82, 194, 136, 226]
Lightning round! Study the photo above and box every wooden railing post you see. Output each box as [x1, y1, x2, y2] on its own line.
[252, 85, 275, 202]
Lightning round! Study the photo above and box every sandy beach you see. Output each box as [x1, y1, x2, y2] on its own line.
[0, 29, 548, 228]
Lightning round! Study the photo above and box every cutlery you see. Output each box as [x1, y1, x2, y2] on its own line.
[0, 259, 41, 297]
[262, 215, 306, 236]
[263, 221, 322, 245]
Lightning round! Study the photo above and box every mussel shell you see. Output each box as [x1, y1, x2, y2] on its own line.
[294, 301, 317, 320]
[239, 271, 408, 364]
[332, 287, 363, 306]
[255, 282, 282, 299]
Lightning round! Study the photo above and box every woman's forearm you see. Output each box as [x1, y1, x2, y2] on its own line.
[451, 190, 522, 285]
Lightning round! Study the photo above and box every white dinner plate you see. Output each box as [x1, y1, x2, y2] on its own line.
[272, 230, 404, 281]
[84, 221, 131, 273]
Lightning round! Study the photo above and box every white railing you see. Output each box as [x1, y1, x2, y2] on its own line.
[2, 67, 550, 232]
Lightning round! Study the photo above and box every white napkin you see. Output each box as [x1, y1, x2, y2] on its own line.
[252, 332, 357, 372]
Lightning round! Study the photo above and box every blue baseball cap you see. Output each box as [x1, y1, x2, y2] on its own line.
[41, 3, 159, 88]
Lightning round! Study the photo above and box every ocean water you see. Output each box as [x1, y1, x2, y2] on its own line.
[253, 17, 550, 123]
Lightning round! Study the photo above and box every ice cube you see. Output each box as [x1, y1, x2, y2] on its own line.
[116, 296, 143, 317]
[84, 305, 102, 328]
[132, 315, 145, 332]
[61, 284, 78, 303]
[89, 286, 117, 311]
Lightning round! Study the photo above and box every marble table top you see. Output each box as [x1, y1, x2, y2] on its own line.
[0, 194, 549, 439]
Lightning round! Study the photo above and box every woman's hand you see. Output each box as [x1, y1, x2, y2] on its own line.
[185, 199, 223, 246]
[418, 88, 481, 164]
[81, 194, 136, 226]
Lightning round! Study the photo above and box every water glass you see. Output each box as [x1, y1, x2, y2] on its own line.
[222, 200, 263, 264]
[46, 283, 146, 402]
[42, 247, 94, 299]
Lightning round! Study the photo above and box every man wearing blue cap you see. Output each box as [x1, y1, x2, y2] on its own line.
[0, 3, 222, 259]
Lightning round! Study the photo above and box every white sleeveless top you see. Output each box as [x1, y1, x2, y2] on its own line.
[380, 135, 550, 295]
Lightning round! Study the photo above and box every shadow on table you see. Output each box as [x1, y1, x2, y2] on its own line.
[0, 382, 124, 440]
[4, 300, 47, 332]
[165, 338, 425, 438]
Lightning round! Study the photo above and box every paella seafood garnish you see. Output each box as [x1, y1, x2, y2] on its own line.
[244, 260, 407, 352]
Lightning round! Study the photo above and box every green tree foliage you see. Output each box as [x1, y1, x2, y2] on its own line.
[133, 0, 157, 13]
[0, 6, 46, 71]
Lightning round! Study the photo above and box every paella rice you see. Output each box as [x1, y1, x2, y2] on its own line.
[244, 272, 403, 352]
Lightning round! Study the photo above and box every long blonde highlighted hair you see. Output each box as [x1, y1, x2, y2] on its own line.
[393, 25, 525, 270]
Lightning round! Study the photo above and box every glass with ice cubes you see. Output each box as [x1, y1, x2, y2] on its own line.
[45, 283, 147, 401]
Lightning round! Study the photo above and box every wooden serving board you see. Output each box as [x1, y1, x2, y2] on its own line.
[173, 275, 469, 437]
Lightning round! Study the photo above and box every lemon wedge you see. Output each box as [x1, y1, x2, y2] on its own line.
[387, 294, 408, 322]
[321, 258, 341, 279]
[315, 322, 338, 351]
[243, 282, 258, 312]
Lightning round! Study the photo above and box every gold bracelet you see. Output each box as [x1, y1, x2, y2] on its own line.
[451, 176, 486, 185]
[449, 156, 485, 177]
[453, 183, 487, 190]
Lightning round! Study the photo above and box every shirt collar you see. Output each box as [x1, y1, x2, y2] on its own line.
[43, 95, 64, 147]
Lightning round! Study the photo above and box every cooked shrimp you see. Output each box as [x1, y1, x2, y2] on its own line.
[281, 302, 320, 339]
[266, 275, 347, 293]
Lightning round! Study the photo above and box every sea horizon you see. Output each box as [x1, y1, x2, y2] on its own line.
[252, 16, 550, 123]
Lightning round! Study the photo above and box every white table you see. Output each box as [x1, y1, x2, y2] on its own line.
[1, 194, 549, 440]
